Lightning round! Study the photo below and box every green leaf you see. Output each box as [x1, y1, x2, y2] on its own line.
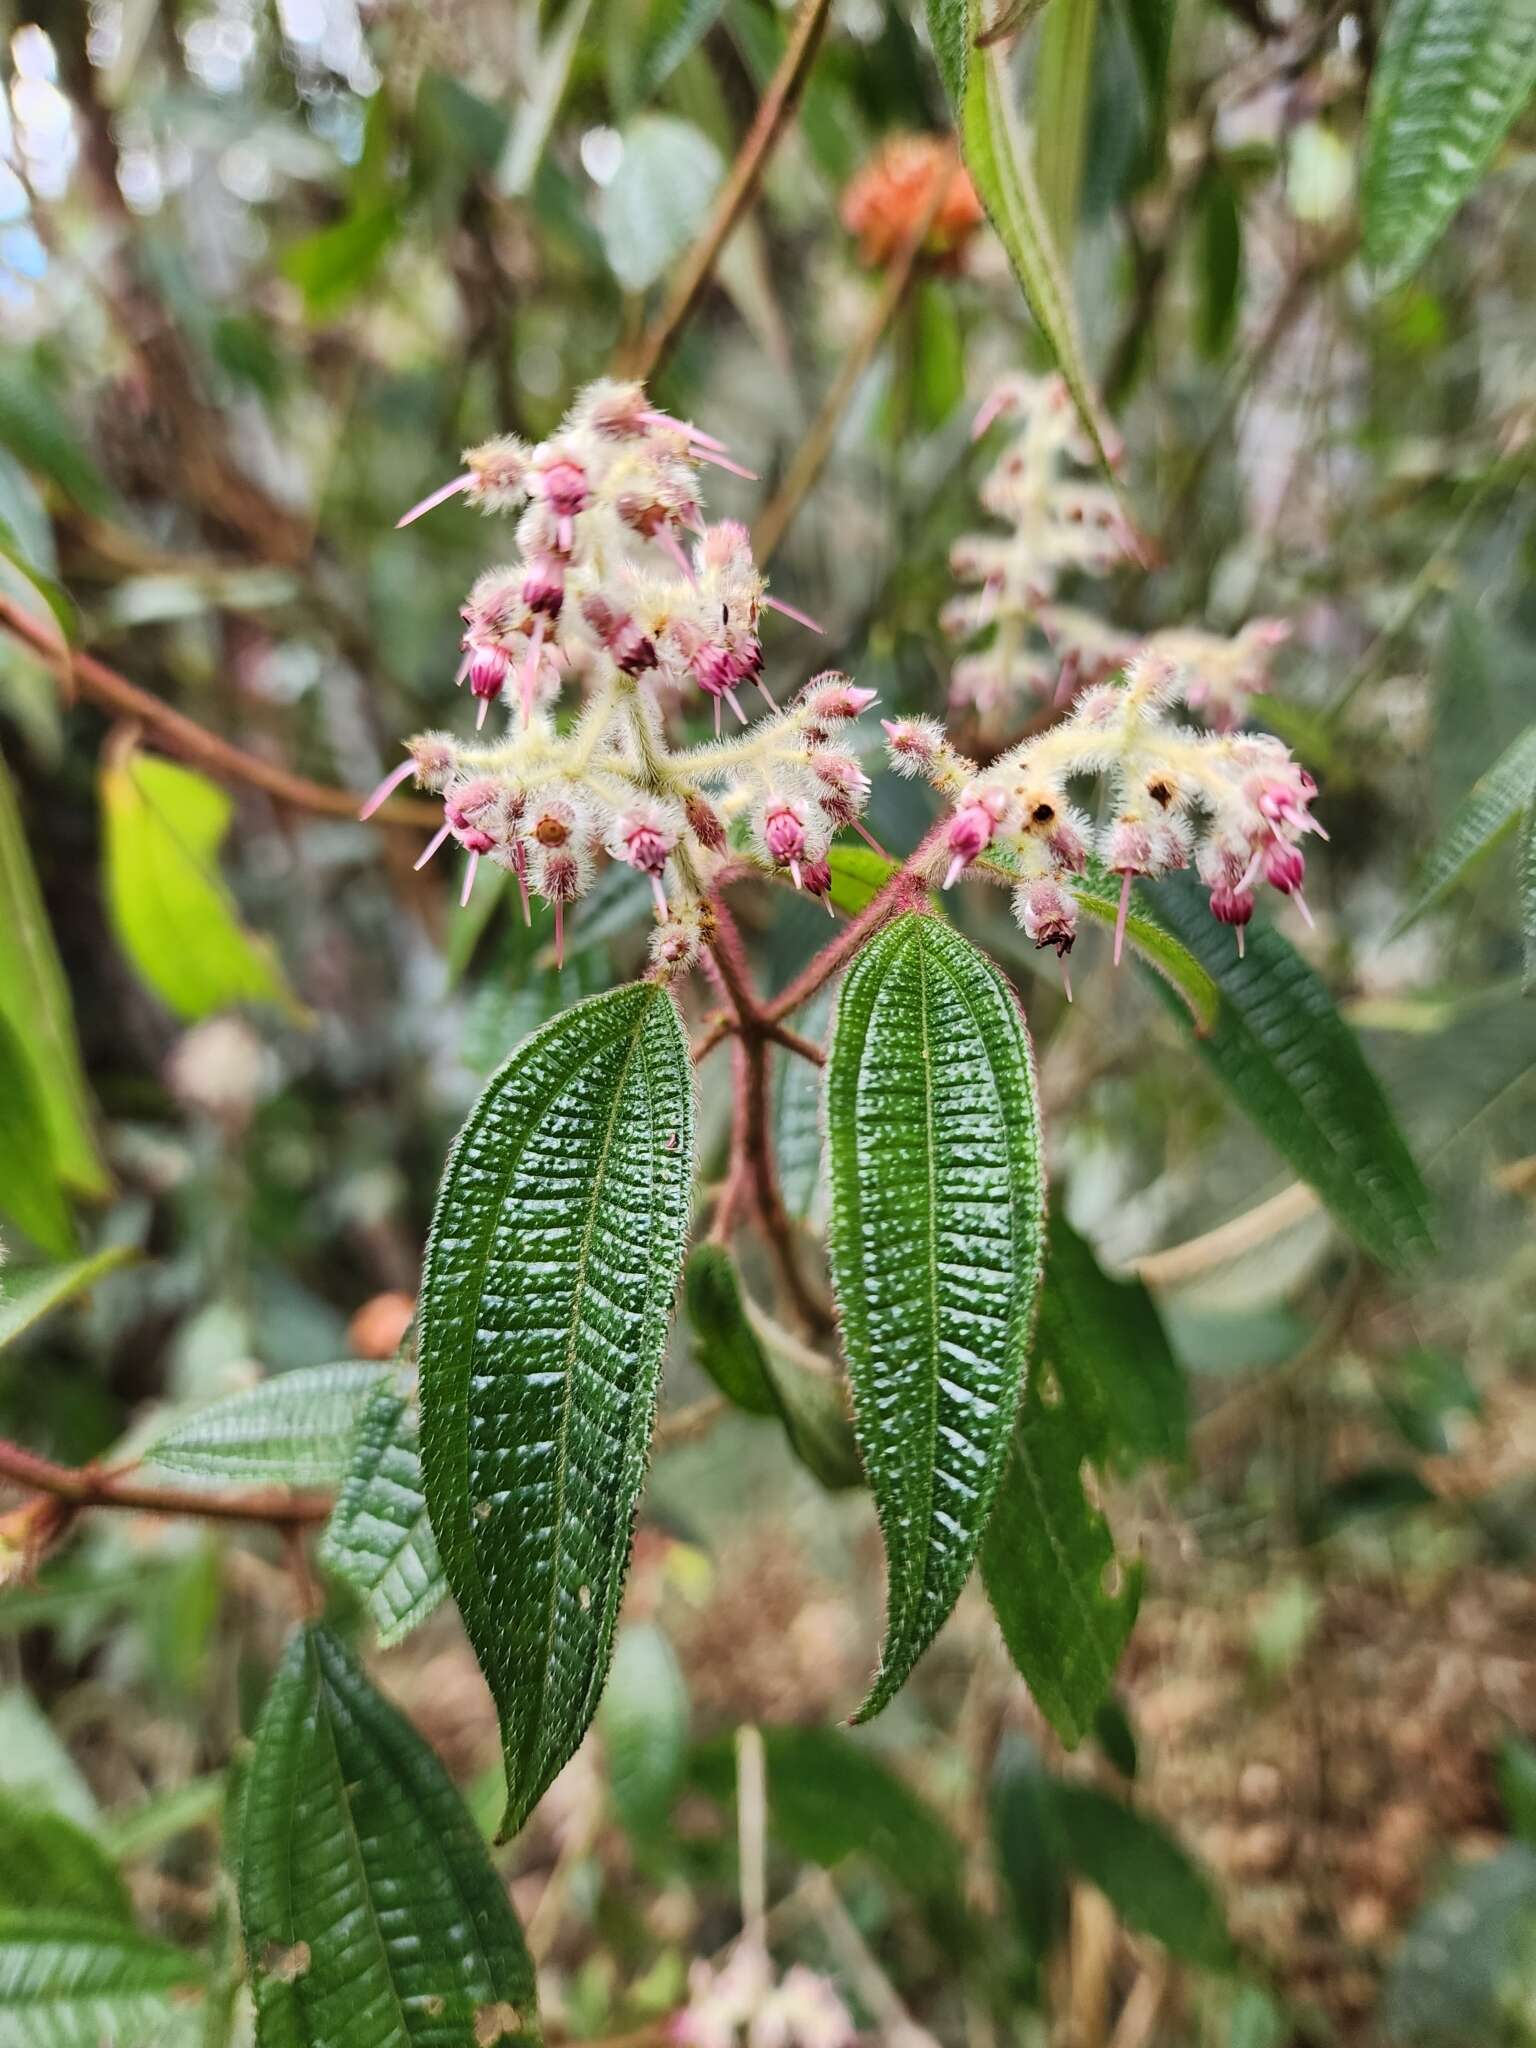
[597, 1624, 688, 1841]
[1394, 721, 1536, 934]
[825, 843, 897, 917]
[0, 1250, 133, 1354]
[0, 1013, 75, 1259]
[1499, 1735, 1536, 1846]
[0, 1792, 130, 1924]
[319, 1378, 446, 1649]
[637, 0, 729, 96]
[990, 1736, 1068, 1969]
[0, 368, 112, 516]
[1522, 802, 1536, 996]
[1038, 1214, 1186, 1466]
[1046, 1783, 1233, 1968]
[147, 1364, 389, 1487]
[1194, 165, 1244, 358]
[419, 981, 693, 1838]
[596, 116, 724, 294]
[1149, 877, 1435, 1269]
[684, 1246, 778, 1417]
[100, 749, 300, 1023]
[770, 985, 832, 1222]
[937, 8, 1120, 471]
[1070, 862, 1219, 1031]
[0, 1909, 203, 2047]
[1117, 0, 1176, 143]
[1033, 0, 1099, 244]
[827, 913, 1046, 1719]
[0, 518, 75, 646]
[1362, 0, 1536, 290]
[981, 1339, 1142, 1748]
[280, 206, 401, 321]
[0, 754, 107, 1197]
[1380, 1845, 1536, 2044]
[239, 1625, 539, 2048]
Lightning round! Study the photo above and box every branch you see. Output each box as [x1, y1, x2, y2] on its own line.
[0, 1438, 331, 1527]
[621, 0, 835, 384]
[0, 597, 440, 829]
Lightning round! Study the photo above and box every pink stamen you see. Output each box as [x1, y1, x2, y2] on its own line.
[557, 513, 573, 552]
[971, 389, 1010, 441]
[359, 756, 415, 820]
[725, 688, 747, 726]
[650, 875, 668, 920]
[1236, 925, 1246, 960]
[1238, 848, 1264, 895]
[695, 448, 759, 482]
[397, 473, 472, 529]
[851, 819, 888, 859]
[655, 528, 697, 584]
[790, 859, 803, 890]
[521, 617, 545, 726]
[461, 851, 479, 906]
[763, 593, 824, 635]
[943, 855, 967, 890]
[1113, 871, 1133, 966]
[414, 823, 452, 871]
[713, 696, 722, 739]
[455, 652, 471, 686]
[475, 693, 491, 731]
[1060, 958, 1073, 1002]
[514, 845, 530, 926]
[1293, 890, 1314, 930]
[755, 677, 776, 708]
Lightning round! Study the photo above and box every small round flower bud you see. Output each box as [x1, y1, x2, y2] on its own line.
[1210, 882, 1255, 927]
[800, 858, 834, 903]
[467, 644, 508, 702]
[650, 919, 700, 972]
[1106, 819, 1154, 875]
[943, 802, 996, 888]
[446, 777, 503, 853]
[882, 717, 944, 777]
[1016, 878, 1078, 956]
[684, 792, 727, 852]
[763, 802, 808, 866]
[1263, 840, 1306, 894]
[538, 458, 588, 518]
[802, 676, 877, 724]
[522, 559, 564, 617]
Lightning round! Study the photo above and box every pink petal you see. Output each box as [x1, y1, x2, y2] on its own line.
[763, 593, 824, 635]
[359, 756, 415, 820]
[695, 448, 759, 482]
[414, 822, 452, 871]
[396, 473, 472, 529]
[460, 850, 480, 906]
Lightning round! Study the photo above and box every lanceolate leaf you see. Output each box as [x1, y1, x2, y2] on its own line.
[1071, 862, 1218, 1031]
[981, 1318, 1143, 1748]
[1362, 0, 1536, 290]
[0, 754, 107, 1198]
[419, 981, 693, 1837]
[827, 913, 1045, 1719]
[0, 1249, 133, 1354]
[636, 0, 729, 96]
[1039, 1214, 1186, 1466]
[1150, 878, 1434, 1270]
[0, 1012, 75, 1260]
[319, 1378, 446, 1648]
[0, 1792, 130, 1923]
[100, 748, 299, 1024]
[1393, 720, 1536, 934]
[239, 1626, 538, 2048]
[147, 1364, 389, 1487]
[597, 1624, 688, 1841]
[0, 1909, 203, 2046]
[1045, 1783, 1233, 1968]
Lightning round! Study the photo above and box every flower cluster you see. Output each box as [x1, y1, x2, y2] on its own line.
[946, 373, 1289, 732]
[839, 134, 984, 269]
[886, 650, 1324, 994]
[671, 1943, 856, 2048]
[362, 381, 880, 968]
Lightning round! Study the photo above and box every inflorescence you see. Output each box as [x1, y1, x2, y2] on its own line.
[363, 375, 1321, 993]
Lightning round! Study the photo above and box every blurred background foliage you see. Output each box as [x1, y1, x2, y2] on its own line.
[0, 0, 1534, 2042]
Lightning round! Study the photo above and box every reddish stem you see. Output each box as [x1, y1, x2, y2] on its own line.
[0, 1437, 332, 1527]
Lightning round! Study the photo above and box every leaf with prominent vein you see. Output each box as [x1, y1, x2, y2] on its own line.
[1393, 721, 1536, 934]
[1362, 0, 1536, 289]
[1070, 863, 1218, 1031]
[1149, 878, 1434, 1270]
[239, 1625, 538, 2048]
[0, 1250, 133, 1354]
[319, 1379, 446, 1648]
[827, 913, 1045, 1719]
[419, 982, 693, 1837]
[0, 1909, 203, 2047]
[147, 1364, 388, 1487]
[0, 1794, 130, 1924]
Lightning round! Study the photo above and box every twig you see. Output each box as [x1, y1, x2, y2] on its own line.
[0, 597, 440, 829]
[622, 0, 835, 384]
[751, 174, 949, 564]
[0, 1437, 331, 1527]
[1130, 1181, 1319, 1287]
[736, 1725, 768, 1948]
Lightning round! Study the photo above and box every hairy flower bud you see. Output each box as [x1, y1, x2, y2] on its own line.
[683, 792, 726, 852]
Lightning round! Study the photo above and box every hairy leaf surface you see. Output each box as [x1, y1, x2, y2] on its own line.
[319, 1379, 445, 1647]
[1393, 720, 1536, 934]
[1363, 0, 1536, 288]
[419, 981, 693, 1836]
[148, 1364, 388, 1487]
[1151, 879, 1434, 1269]
[827, 913, 1045, 1719]
[0, 1909, 202, 2047]
[240, 1626, 538, 2048]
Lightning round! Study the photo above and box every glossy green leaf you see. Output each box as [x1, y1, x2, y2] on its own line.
[935, 3, 1119, 471]
[1046, 1783, 1233, 1968]
[0, 1908, 203, 2047]
[148, 1364, 388, 1487]
[0, 1249, 133, 1354]
[1362, 0, 1536, 289]
[0, 755, 106, 1197]
[981, 1347, 1142, 1748]
[239, 1625, 538, 2048]
[597, 1624, 688, 1841]
[1150, 878, 1434, 1269]
[0, 1014, 74, 1259]
[596, 117, 723, 294]
[419, 980, 693, 1837]
[100, 750, 299, 1023]
[1394, 721, 1536, 934]
[827, 913, 1045, 1719]
[0, 1794, 129, 1924]
[1039, 1214, 1186, 1466]
[319, 1378, 446, 1648]
[825, 844, 897, 917]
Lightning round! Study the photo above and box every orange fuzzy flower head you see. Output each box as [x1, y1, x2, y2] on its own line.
[840, 136, 985, 268]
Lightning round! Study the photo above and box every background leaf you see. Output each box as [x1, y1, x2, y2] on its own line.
[319, 1378, 446, 1648]
[147, 1363, 388, 1487]
[239, 1625, 539, 2047]
[0, 1910, 202, 2047]
[598, 1624, 688, 1842]
[0, 1249, 132, 1354]
[827, 913, 1045, 1719]
[100, 749, 299, 1023]
[1362, 0, 1536, 289]
[0, 1792, 130, 1924]
[419, 982, 693, 1838]
[1393, 720, 1536, 932]
[1149, 878, 1434, 1269]
[1046, 1783, 1233, 1968]
[595, 116, 724, 293]
[1038, 1214, 1186, 1466]
[0, 1013, 75, 1259]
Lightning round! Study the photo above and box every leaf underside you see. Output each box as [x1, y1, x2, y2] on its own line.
[148, 1363, 389, 1487]
[239, 1625, 539, 2048]
[418, 981, 693, 1838]
[827, 913, 1045, 1720]
[319, 1377, 447, 1648]
[0, 1908, 203, 2048]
